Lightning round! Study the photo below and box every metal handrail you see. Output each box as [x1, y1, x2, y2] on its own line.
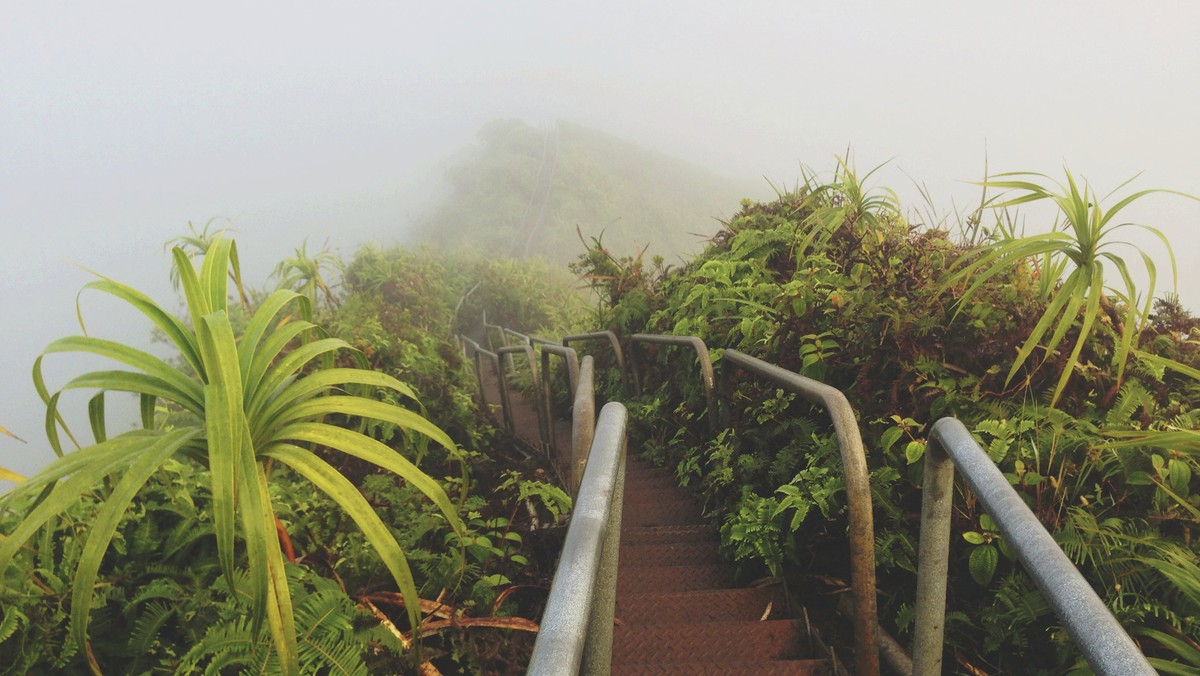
[721, 349, 880, 676]
[460, 336, 513, 433]
[483, 319, 504, 352]
[913, 417, 1154, 676]
[563, 331, 628, 395]
[528, 403, 626, 675]
[569, 356, 596, 495]
[539, 343, 580, 464]
[629, 333, 717, 434]
[497, 344, 547, 448]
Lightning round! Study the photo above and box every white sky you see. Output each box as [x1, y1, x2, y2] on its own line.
[3, 1, 1199, 479]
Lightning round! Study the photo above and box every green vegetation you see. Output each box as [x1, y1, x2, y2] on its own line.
[2, 127, 1195, 674]
[412, 119, 765, 265]
[946, 169, 1195, 407]
[576, 158, 1200, 673]
[0, 236, 580, 674]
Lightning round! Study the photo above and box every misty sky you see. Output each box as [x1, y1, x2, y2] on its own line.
[3, 1, 1199, 480]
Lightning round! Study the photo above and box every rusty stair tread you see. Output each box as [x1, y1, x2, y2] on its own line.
[611, 659, 832, 675]
[619, 540, 722, 567]
[616, 586, 784, 625]
[621, 524, 718, 545]
[617, 563, 733, 594]
[612, 619, 811, 663]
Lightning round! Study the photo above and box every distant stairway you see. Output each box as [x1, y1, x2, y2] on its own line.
[613, 455, 832, 675]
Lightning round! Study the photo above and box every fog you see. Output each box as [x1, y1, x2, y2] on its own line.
[3, 1, 1199, 480]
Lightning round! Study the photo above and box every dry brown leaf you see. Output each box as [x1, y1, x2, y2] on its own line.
[361, 599, 412, 651]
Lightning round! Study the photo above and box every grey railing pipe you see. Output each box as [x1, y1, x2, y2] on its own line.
[483, 318, 504, 353]
[527, 402, 627, 675]
[721, 349, 880, 676]
[629, 333, 717, 435]
[497, 344, 548, 449]
[913, 418, 1153, 676]
[539, 343, 580, 464]
[563, 331, 628, 395]
[460, 337, 513, 433]
[569, 356, 597, 496]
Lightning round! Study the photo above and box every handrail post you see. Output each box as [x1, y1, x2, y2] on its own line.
[571, 356, 597, 496]
[537, 342, 580, 467]
[721, 349, 879, 676]
[461, 337, 511, 431]
[629, 334, 717, 435]
[581, 406, 624, 674]
[915, 418, 1155, 676]
[497, 344, 546, 448]
[912, 432, 956, 676]
[564, 331, 629, 396]
[527, 402, 627, 675]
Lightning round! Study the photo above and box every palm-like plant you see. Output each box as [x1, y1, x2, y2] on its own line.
[272, 240, 342, 311]
[945, 169, 1195, 407]
[0, 236, 464, 674]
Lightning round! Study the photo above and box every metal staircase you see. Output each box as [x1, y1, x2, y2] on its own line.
[459, 317, 1154, 676]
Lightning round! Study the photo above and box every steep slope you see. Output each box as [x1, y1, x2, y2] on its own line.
[410, 119, 767, 265]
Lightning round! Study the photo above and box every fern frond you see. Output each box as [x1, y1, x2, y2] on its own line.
[0, 607, 26, 645]
[127, 600, 174, 655]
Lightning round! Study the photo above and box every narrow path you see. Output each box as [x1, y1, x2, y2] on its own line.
[475, 354, 832, 672]
[612, 456, 832, 674]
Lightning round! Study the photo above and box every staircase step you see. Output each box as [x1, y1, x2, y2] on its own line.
[621, 524, 718, 546]
[620, 540, 721, 568]
[622, 503, 705, 528]
[623, 486, 700, 505]
[616, 586, 783, 625]
[611, 659, 832, 675]
[612, 619, 810, 664]
[617, 563, 732, 595]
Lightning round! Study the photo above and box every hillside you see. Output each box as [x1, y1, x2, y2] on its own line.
[410, 119, 767, 264]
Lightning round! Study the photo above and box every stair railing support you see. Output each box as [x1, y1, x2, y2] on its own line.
[527, 402, 627, 676]
[720, 349, 880, 676]
[913, 418, 1154, 676]
[570, 356, 596, 495]
[629, 333, 716, 435]
[564, 331, 629, 396]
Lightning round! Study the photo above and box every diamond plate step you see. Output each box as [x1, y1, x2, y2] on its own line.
[622, 502, 705, 528]
[619, 540, 721, 568]
[616, 586, 783, 625]
[617, 563, 732, 595]
[611, 619, 809, 664]
[621, 524, 718, 546]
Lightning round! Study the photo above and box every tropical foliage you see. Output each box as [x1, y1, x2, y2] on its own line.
[0, 236, 468, 673]
[575, 157, 1200, 673]
[945, 169, 1197, 407]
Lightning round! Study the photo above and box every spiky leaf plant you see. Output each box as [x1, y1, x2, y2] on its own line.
[945, 169, 1195, 407]
[0, 236, 465, 675]
[272, 239, 343, 311]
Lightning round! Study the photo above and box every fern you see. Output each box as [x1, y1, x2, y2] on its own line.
[127, 600, 175, 657]
[1105, 380, 1155, 428]
[0, 607, 25, 646]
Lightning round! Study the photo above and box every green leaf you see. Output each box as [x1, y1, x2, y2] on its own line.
[266, 444, 423, 641]
[196, 311, 245, 594]
[969, 544, 999, 585]
[269, 422, 464, 536]
[880, 426, 904, 453]
[962, 531, 986, 545]
[904, 440, 925, 465]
